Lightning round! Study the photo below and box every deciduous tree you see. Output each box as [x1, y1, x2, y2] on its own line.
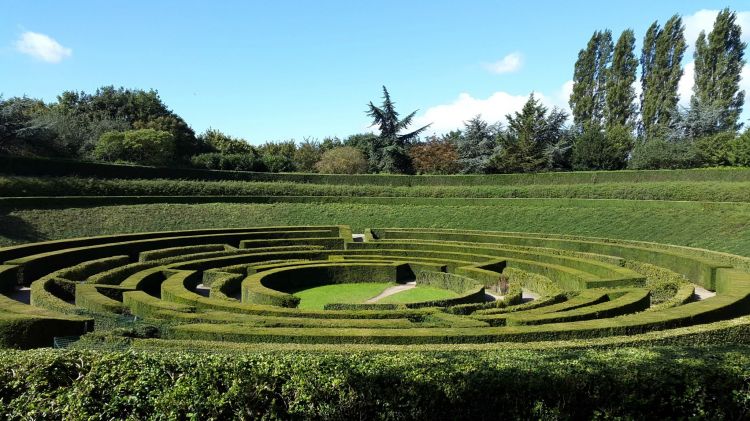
[692, 8, 746, 133]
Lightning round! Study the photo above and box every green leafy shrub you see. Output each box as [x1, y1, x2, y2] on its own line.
[728, 130, 750, 166]
[94, 129, 175, 166]
[315, 146, 369, 174]
[694, 131, 736, 166]
[190, 152, 266, 172]
[261, 154, 295, 172]
[628, 139, 700, 169]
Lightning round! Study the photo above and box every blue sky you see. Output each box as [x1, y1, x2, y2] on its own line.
[2, 1, 749, 144]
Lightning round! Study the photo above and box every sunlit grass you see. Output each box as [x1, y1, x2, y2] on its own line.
[378, 286, 458, 304]
[293, 282, 394, 310]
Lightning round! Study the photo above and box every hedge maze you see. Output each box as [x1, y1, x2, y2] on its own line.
[2, 225, 750, 349]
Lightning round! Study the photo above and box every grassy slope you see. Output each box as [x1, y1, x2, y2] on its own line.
[293, 283, 394, 310]
[378, 286, 459, 304]
[3, 200, 750, 255]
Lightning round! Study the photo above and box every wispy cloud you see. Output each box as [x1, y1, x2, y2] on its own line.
[15, 31, 72, 63]
[483, 52, 522, 74]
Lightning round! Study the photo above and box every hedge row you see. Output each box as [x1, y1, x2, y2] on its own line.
[3, 347, 750, 419]
[5, 226, 750, 347]
[5, 154, 750, 185]
[371, 228, 727, 288]
[9, 175, 750, 202]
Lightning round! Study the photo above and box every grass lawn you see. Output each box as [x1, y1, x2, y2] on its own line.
[293, 282, 394, 310]
[3, 201, 750, 255]
[378, 286, 459, 304]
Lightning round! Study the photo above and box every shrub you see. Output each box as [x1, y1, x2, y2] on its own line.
[694, 131, 736, 167]
[94, 129, 175, 166]
[315, 146, 368, 174]
[628, 139, 700, 169]
[197, 128, 254, 154]
[409, 138, 461, 174]
[190, 152, 265, 172]
[261, 154, 295, 173]
[572, 126, 631, 171]
[728, 130, 750, 167]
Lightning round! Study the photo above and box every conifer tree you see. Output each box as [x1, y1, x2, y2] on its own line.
[493, 94, 568, 173]
[366, 86, 430, 173]
[455, 115, 498, 173]
[640, 15, 687, 139]
[692, 8, 746, 133]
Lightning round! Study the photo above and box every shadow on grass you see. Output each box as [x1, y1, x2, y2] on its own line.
[0, 213, 47, 243]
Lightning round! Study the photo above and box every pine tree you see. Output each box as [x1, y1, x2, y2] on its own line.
[692, 8, 746, 133]
[570, 30, 613, 129]
[454, 115, 498, 173]
[640, 15, 687, 140]
[366, 86, 430, 173]
[493, 94, 568, 173]
[605, 29, 638, 132]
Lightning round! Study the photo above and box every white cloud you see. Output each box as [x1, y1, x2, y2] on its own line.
[15, 31, 72, 63]
[677, 61, 695, 106]
[413, 81, 571, 134]
[483, 52, 522, 74]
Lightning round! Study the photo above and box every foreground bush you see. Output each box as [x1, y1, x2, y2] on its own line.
[0, 347, 748, 419]
[316, 146, 369, 174]
[93, 129, 175, 166]
[191, 152, 266, 172]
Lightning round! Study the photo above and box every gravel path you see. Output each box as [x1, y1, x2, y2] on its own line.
[366, 281, 416, 303]
[693, 285, 716, 300]
[522, 289, 540, 303]
[485, 291, 504, 301]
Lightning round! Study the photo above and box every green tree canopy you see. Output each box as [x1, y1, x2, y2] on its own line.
[640, 15, 686, 140]
[56, 86, 202, 159]
[491, 94, 568, 173]
[605, 29, 638, 132]
[692, 8, 746, 133]
[198, 128, 254, 154]
[570, 30, 613, 129]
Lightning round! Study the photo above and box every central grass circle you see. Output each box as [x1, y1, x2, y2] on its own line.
[292, 282, 395, 310]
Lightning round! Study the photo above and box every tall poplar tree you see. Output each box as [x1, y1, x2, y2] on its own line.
[570, 30, 613, 129]
[640, 15, 687, 140]
[692, 8, 746, 133]
[605, 29, 638, 132]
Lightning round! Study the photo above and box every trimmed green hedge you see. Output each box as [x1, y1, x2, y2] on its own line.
[241, 263, 400, 307]
[371, 228, 726, 288]
[5, 154, 750, 185]
[5, 226, 750, 348]
[75, 284, 131, 315]
[0, 294, 92, 348]
[504, 289, 651, 326]
[0, 265, 19, 294]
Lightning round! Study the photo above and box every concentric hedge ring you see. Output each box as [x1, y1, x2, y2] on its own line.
[2, 225, 750, 349]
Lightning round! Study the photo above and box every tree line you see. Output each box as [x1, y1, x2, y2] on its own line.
[0, 8, 747, 174]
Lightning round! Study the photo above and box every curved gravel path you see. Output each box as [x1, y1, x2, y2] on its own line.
[366, 281, 417, 303]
